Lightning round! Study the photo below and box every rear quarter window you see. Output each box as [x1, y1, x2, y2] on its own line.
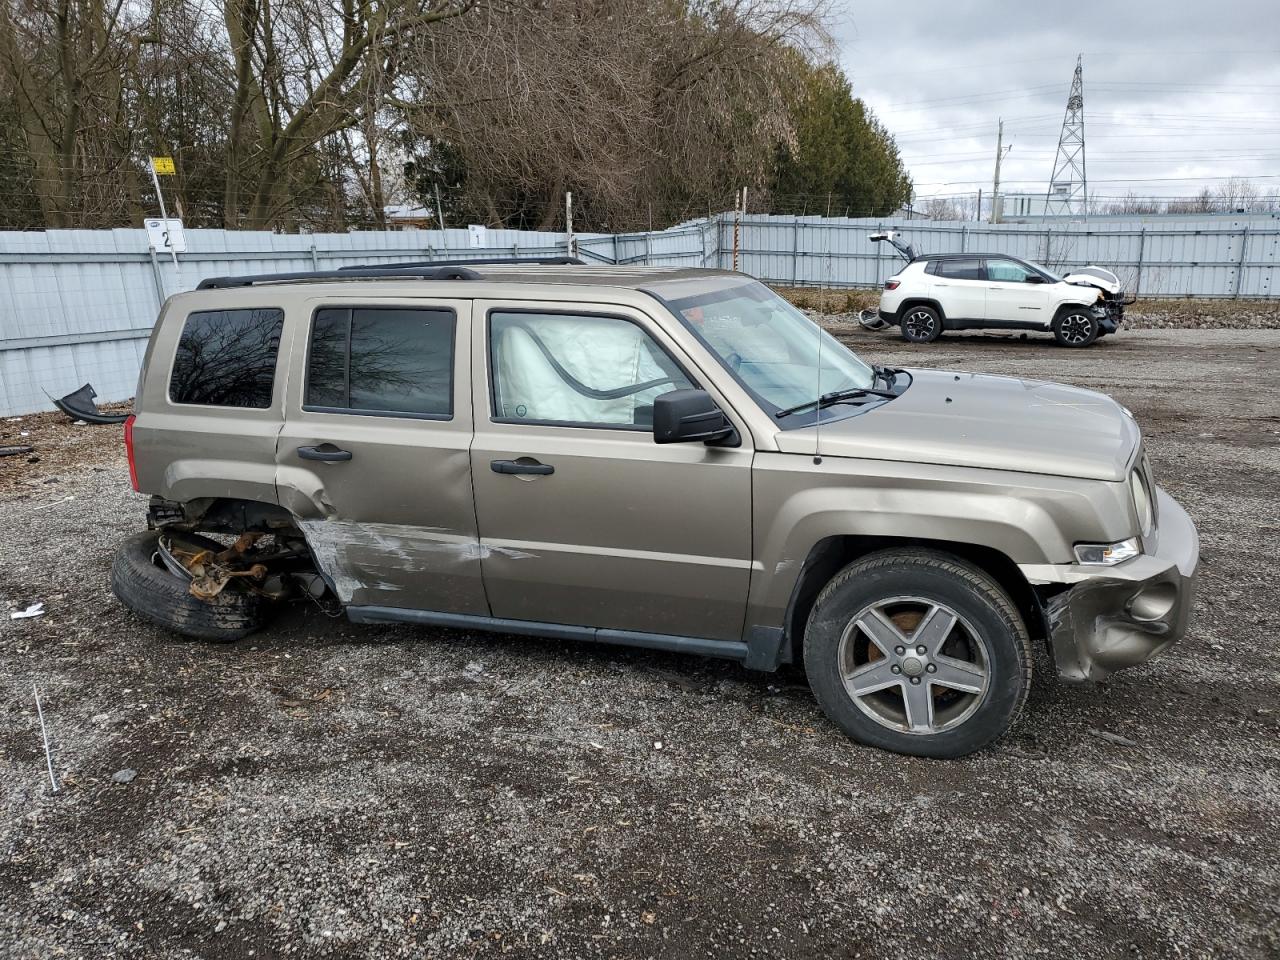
[169, 307, 285, 408]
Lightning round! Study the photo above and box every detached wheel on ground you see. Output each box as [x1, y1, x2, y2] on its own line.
[857, 308, 890, 331]
[1052, 308, 1100, 347]
[111, 530, 267, 641]
[803, 549, 1032, 758]
[900, 305, 943, 343]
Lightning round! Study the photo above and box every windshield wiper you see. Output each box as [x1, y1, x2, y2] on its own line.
[871, 364, 903, 389]
[775, 387, 898, 419]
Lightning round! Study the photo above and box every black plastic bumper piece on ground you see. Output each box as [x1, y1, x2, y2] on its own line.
[52, 383, 129, 425]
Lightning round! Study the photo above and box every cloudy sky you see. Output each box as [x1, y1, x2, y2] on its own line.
[835, 0, 1280, 209]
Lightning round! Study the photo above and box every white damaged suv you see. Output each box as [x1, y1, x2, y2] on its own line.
[876, 252, 1125, 347]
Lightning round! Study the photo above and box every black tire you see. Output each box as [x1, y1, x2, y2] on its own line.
[803, 549, 1032, 758]
[111, 531, 267, 642]
[900, 305, 943, 343]
[1052, 308, 1099, 347]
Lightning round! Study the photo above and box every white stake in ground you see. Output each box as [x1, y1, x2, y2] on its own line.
[33, 683, 59, 793]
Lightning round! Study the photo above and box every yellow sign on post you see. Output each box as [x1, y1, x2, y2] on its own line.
[151, 157, 176, 176]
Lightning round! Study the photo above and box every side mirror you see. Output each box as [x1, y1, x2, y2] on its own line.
[1024, 274, 1046, 284]
[653, 389, 738, 446]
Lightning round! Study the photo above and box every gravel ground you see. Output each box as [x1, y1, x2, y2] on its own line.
[2, 328, 1278, 959]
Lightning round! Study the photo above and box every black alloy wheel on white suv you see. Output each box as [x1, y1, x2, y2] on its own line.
[1052, 308, 1100, 347]
[900, 305, 943, 343]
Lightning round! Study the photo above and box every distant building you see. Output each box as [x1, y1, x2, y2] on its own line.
[383, 204, 434, 228]
[998, 193, 1052, 220]
[997, 192, 1279, 224]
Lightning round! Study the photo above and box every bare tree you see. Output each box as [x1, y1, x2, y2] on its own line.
[219, 0, 476, 228]
[919, 197, 963, 220]
[1165, 188, 1216, 215]
[0, 0, 143, 226]
[397, 0, 831, 230]
[0, 0, 852, 232]
[1211, 176, 1262, 214]
[1103, 191, 1162, 216]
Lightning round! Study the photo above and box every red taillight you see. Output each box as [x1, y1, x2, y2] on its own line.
[124, 414, 139, 492]
[884, 280, 900, 290]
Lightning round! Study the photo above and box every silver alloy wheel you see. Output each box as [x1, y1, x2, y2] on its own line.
[1058, 312, 1094, 344]
[837, 597, 990, 735]
[902, 309, 936, 340]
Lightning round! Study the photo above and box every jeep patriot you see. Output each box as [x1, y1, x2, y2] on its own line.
[113, 260, 1199, 758]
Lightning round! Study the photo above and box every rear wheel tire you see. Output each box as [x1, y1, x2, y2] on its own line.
[111, 530, 267, 642]
[900, 305, 943, 343]
[1053, 309, 1099, 347]
[802, 549, 1032, 758]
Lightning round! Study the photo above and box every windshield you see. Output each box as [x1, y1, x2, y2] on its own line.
[1024, 259, 1062, 282]
[664, 281, 875, 423]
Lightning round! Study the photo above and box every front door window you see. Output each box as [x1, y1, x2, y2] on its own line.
[986, 259, 1037, 283]
[489, 311, 692, 428]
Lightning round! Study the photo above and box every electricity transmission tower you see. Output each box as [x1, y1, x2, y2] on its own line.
[1045, 55, 1088, 216]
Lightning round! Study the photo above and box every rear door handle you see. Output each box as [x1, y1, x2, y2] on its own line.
[491, 459, 554, 476]
[298, 444, 353, 462]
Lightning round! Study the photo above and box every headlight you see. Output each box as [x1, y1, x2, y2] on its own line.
[1130, 466, 1155, 537]
[1074, 538, 1141, 565]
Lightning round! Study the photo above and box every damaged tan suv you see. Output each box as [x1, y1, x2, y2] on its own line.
[113, 259, 1199, 758]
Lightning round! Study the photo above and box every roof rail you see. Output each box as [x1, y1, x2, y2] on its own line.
[336, 255, 586, 270]
[196, 265, 481, 290]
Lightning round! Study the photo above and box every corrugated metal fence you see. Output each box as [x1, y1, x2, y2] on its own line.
[0, 226, 598, 417]
[0, 213, 1275, 416]
[724, 214, 1279, 298]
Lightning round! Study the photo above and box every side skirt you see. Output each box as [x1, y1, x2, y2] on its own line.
[943, 318, 1051, 332]
[346, 605, 765, 665]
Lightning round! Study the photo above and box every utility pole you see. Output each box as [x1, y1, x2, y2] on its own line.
[990, 119, 1011, 224]
[565, 191, 575, 258]
[1046, 55, 1088, 217]
[732, 187, 747, 271]
[433, 184, 446, 234]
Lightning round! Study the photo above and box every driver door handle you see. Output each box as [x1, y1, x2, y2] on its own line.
[298, 444, 353, 462]
[491, 459, 554, 476]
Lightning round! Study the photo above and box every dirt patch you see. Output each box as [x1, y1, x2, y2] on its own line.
[771, 285, 881, 316]
[0, 404, 131, 497]
[1, 331, 1278, 958]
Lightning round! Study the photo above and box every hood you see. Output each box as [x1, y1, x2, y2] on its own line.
[1063, 266, 1122, 295]
[776, 369, 1140, 481]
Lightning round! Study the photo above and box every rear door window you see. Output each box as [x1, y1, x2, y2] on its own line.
[169, 307, 285, 408]
[305, 307, 455, 418]
[935, 259, 985, 281]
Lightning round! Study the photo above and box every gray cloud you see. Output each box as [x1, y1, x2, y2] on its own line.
[834, 0, 1280, 206]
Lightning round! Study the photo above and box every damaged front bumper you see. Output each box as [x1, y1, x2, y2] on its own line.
[1020, 487, 1199, 682]
[1090, 302, 1120, 335]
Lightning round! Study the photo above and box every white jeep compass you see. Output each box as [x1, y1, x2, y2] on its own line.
[877, 253, 1125, 347]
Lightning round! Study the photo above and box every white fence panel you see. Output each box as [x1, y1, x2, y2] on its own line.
[1, 212, 1277, 415]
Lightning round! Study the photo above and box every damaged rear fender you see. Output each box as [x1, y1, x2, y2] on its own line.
[160, 458, 279, 509]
